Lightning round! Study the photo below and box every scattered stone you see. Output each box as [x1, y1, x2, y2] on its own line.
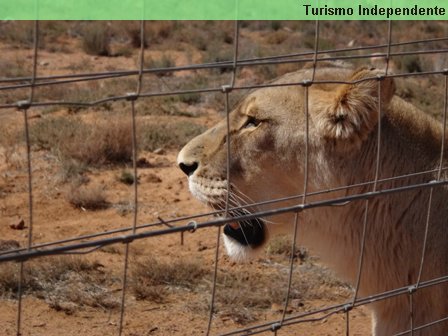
[136, 157, 152, 168]
[153, 148, 165, 155]
[146, 173, 162, 183]
[197, 245, 207, 252]
[0, 239, 20, 251]
[9, 219, 25, 230]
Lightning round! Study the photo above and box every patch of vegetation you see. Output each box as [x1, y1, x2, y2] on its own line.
[265, 30, 289, 45]
[81, 22, 111, 56]
[138, 121, 206, 151]
[131, 257, 207, 303]
[0, 21, 35, 48]
[58, 158, 88, 183]
[126, 23, 147, 49]
[0, 59, 30, 79]
[118, 170, 136, 185]
[129, 254, 351, 325]
[396, 55, 423, 73]
[204, 43, 234, 74]
[0, 257, 118, 313]
[115, 201, 135, 217]
[100, 245, 124, 255]
[144, 54, 176, 76]
[66, 183, 109, 210]
[29, 116, 133, 166]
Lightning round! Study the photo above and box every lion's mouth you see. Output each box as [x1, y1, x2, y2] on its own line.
[222, 208, 266, 248]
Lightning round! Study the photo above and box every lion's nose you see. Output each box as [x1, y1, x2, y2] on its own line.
[179, 162, 198, 176]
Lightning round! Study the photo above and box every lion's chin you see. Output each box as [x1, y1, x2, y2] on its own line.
[223, 234, 262, 262]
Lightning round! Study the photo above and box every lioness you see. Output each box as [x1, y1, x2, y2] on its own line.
[177, 64, 448, 335]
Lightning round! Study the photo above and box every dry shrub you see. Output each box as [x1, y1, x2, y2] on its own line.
[144, 54, 176, 76]
[67, 183, 109, 210]
[118, 170, 136, 185]
[138, 121, 206, 152]
[128, 255, 351, 325]
[147, 21, 176, 43]
[0, 58, 29, 79]
[30, 116, 204, 169]
[30, 116, 133, 166]
[0, 256, 118, 312]
[131, 257, 207, 302]
[81, 22, 111, 56]
[77, 118, 132, 165]
[265, 30, 289, 45]
[123, 21, 176, 48]
[0, 21, 34, 48]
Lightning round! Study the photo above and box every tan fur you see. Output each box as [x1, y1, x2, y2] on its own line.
[177, 65, 448, 335]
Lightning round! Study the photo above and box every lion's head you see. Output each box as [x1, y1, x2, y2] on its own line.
[177, 64, 396, 261]
[177, 63, 448, 335]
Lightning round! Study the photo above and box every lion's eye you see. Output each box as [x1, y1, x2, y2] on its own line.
[243, 116, 261, 129]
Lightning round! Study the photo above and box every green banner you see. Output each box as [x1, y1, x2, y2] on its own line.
[1, 0, 447, 20]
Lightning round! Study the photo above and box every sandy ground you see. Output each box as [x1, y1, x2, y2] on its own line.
[0, 27, 374, 335]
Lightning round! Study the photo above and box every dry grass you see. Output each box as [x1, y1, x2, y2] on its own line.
[0, 21, 35, 48]
[131, 257, 208, 303]
[0, 257, 118, 313]
[0, 253, 349, 322]
[128, 254, 351, 325]
[29, 116, 205, 169]
[0, 58, 30, 79]
[81, 22, 111, 56]
[144, 54, 176, 76]
[30, 116, 133, 167]
[265, 30, 289, 45]
[66, 183, 109, 210]
[138, 121, 206, 152]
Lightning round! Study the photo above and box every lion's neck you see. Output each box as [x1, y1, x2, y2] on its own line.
[303, 106, 447, 297]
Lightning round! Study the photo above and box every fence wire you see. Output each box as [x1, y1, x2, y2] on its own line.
[0, 19, 448, 336]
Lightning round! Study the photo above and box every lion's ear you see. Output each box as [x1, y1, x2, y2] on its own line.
[311, 68, 395, 152]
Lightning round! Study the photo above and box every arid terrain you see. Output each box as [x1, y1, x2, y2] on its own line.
[0, 20, 447, 336]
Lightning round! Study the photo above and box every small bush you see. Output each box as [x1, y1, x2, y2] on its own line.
[126, 24, 147, 49]
[118, 170, 135, 185]
[398, 55, 423, 73]
[270, 21, 282, 31]
[144, 54, 175, 76]
[138, 121, 206, 152]
[0, 59, 29, 78]
[204, 44, 234, 74]
[0, 21, 34, 48]
[131, 257, 207, 302]
[29, 117, 85, 151]
[67, 183, 109, 210]
[30, 116, 133, 166]
[59, 158, 88, 183]
[0, 257, 117, 312]
[81, 22, 111, 56]
[265, 30, 289, 45]
[178, 92, 202, 105]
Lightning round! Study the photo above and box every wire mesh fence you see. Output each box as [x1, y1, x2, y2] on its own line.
[0, 19, 448, 336]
